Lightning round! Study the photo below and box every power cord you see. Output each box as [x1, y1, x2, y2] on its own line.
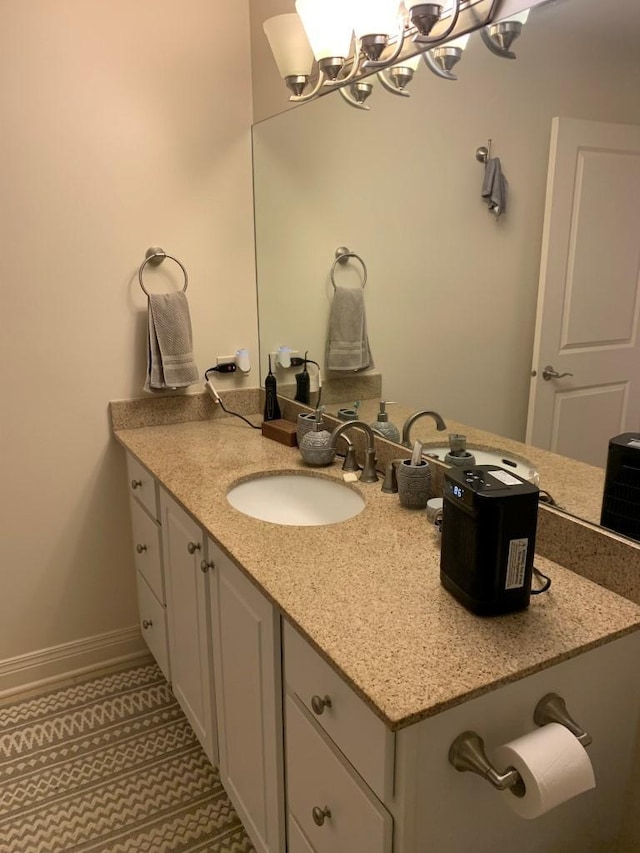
[530, 567, 552, 595]
[204, 368, 261, 430]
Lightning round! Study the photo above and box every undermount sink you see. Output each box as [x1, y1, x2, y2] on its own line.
[423, 446, 538, 483]
[226, 473, 365, 526]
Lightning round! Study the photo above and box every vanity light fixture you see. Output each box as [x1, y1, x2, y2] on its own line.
[481, 7, 530, 59]
[264, 0, 462, 104]
[264, 2, 531, 108]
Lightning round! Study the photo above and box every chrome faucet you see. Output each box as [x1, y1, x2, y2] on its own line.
[401, 410, 447, 448]
[330, 421, 379, 483]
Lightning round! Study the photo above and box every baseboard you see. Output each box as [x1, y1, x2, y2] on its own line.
[0, 626, 149, 699]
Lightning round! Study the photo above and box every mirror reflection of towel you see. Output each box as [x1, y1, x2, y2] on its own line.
[326, 286, 374, 372]
[481, 157, 507, 218]
[144, 291, 199, 391]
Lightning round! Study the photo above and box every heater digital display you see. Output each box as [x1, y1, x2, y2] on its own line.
[452, 484, 464, 499]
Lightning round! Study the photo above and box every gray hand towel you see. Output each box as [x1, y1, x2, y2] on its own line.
[326, 285, 374, 372]
[144, 291, 199, 392]
[481, 156, 507, 218]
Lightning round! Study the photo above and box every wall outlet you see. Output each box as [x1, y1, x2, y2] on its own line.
[216, 355, 236, 366]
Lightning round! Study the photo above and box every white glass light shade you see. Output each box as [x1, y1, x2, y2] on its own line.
[351, 0, 399, 38]
[263, 14, 314, 78]
[446, 32, 470, 50]
[295, 0, 353, 60]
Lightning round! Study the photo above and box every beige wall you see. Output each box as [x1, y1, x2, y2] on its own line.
[0, 0, 257, 683]
[252, 2, 640, 440]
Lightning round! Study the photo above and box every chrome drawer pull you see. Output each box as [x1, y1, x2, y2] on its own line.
[187, 541, 201, 555]
[200, 559, 215, 573]
[142, 619, 153, 630]
[136, 544, 147, 554]
[312, 805, 331, 827]
[311, 694, 332, 715]
[131, 479, 142, 490]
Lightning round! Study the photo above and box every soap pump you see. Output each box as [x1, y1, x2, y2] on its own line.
[370, 401, 400, 443]
[263, 354, 281, 422]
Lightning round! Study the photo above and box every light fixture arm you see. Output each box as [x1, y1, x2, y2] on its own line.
[422, 48, 458, 80]
[480, 25, 516, 59]
[376, 68, 412, 97]
[289, 67, 327, 102]
[361, 19, 407, 70]
[413, 0, 461, 45]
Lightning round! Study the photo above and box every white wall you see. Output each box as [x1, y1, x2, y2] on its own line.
[252, 1, 640, 441]
[0, 0, 257, 683]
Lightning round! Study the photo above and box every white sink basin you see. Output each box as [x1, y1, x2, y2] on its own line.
[423, 446, 538, 483]
[227, 473, 365, 526]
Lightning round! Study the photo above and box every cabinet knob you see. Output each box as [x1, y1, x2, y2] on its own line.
[136, 544, 147, 554]
[311, 694, 332, 715]
[187, 541, 201, 555]
[200, 559, 215, 574]
[312, 805, 331, 827]
[142, 619, 153, 630]
[131, 479, 142, 490]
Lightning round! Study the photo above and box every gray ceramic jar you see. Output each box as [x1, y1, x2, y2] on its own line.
[397, 460, 431, 509]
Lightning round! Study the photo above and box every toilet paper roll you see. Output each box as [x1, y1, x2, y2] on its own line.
[493, 722, 595, 819]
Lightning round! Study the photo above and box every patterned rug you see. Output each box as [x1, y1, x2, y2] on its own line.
[0, 662, 256, 852]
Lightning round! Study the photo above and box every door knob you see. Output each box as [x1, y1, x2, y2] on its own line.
[142, 619, 153, 630]
[200, 559, 215, 573]
[136, 544, 147, 554]
[542, 365, 574, 381]
[187, 541, 201, 555]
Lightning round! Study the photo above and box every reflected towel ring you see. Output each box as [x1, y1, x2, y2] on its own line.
[138, 247, 188, 297]
[331, 246, 367, 290]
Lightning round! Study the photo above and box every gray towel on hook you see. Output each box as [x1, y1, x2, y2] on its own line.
[326, 285, 374, 372]
[144, 291, 199, 391]
[481, 156, 507, 218]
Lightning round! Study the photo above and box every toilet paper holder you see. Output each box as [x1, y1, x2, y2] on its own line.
[448, 692, 592, 793]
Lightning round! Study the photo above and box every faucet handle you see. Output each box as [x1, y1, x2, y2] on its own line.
[381, 459, 402, 493]
[360, 448, 379, 484]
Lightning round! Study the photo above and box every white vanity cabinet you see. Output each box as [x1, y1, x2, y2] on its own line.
[159, 487, 217, 766]
[283, 621, 394, 853]
[126, 454, 170, 681]
[207, 537, 285, 853]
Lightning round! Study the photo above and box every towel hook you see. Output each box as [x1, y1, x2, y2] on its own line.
[138, 247, 188, 297]
[331, 246, 367, 291]
[475, 139, 492, 164]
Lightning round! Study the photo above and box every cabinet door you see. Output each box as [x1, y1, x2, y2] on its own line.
[160, 488, 217, 765]
[208, 537, 285, 853]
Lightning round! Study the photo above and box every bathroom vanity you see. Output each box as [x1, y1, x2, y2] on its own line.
[115, 405, 640, 853]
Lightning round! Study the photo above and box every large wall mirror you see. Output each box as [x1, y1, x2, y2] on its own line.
[250, 0, 640, 531]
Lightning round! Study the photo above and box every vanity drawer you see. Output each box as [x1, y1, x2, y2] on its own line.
[126, 453, 159, 520]
[285, 694, 392, 853]
[283, 621, 394, 802]
[136, 571, 170, 682]
[130, 497, 164, 604]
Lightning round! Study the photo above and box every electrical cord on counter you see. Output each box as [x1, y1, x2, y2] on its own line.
[204, 368, 261, 430]
[531, 567, 552, 595]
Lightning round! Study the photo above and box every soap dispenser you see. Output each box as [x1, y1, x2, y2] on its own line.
[299, 415, 335, 467]
[370, 401, 400, 443]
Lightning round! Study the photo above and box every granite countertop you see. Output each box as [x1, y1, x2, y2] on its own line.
[115, 415, 640, 732]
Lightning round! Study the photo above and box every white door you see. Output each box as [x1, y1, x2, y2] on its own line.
[526, 117, 640, 468]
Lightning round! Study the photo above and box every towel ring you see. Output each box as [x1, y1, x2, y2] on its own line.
[331, 247, 367, 291]
[138, 247, 188, 297]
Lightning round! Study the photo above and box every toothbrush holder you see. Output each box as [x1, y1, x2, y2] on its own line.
[397, 460, 431, 509]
